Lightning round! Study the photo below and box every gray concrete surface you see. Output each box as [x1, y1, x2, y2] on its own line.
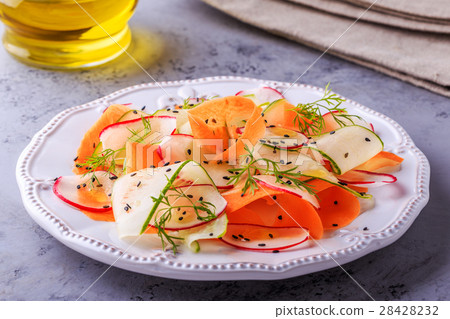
[1, 0, 449, 301]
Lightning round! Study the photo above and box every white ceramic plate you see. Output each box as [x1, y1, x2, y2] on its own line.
[16, 76, 430, 280]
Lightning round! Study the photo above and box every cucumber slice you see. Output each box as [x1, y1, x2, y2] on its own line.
[307, 125, 383, 175]
[153, 108, 192, 135]
[254, 144, 337, 181]
[112, 161, 225, 237]
[158, 134, 194, 164]
[178, 214, 228, 252]
[260, 126, 308, 150]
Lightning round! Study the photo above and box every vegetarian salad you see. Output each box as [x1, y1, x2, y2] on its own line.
[53, 85, 403, 253]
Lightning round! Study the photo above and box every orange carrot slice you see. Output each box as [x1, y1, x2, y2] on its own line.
[73, 104, 131, 174]
[80, 209, 115, 222]
[355, 151, 403, 172]
[125, 141, 162, 173]
[315, 186, 360, 230]
[222, 181, 323, 239]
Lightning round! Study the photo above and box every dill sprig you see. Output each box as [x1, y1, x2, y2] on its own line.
[78, 147, 124, 186]
[227, 145, 317, 196]
[127, 116, 153, 143]
[150, 178, 217, 253]
[181, 97, 205, 109]
[290, 83, 363, 135]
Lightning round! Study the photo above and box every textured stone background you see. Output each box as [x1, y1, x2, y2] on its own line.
[1, 0, 449, 301]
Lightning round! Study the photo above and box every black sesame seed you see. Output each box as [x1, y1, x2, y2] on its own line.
[330, 131, 335, 135]
[217, 160, 223, 164]
[173, 110, 179, 113]
[223, 176, 230, 180]
[187, 149, 192, 155]
[76, 185, 81, 189]
[203, 161, 209, 164]
[166, 168, 172, 172]
[96, 184, 103, 188]
[258, 243, 266, 247]
[133, 110, 138, 114]
[53, 177, 58, 181]
[334, 200, 338, 205]
[130, 173, 137, 177]
[240, 193, 245, 197]
[344, 152, 349, 158]
[179, 217, 183, 221]
[93, 142, 96, 148]
[92, 177, 95, 182]
[272, 195, 277, 200]
[269, 233, 274, 238]
[338, 181, 347, 186]
[212, 118, 217, 123]
[284, 134, 289, 138]
[182, 211, 186, 215]
[259, 139, 266, 143]
[205, 119, 209, 124]
[137, 181, 142, 187]
[232, 235, 238, 239]
[280, 160, 285, 164]
[167, 108, 171, 111]
[124, 206, 129, 211]
[187, 194, 193, 198]
[163, 162, 170, 166]
[244, 238, 250, 241]
[269, 125, 276, 128]
[76, 164, 82, 168]
[273, 149, 277, 154]
[174, 161, 181, 164]
[363, 227, 369, 231]
[73, 156, 78, 161]
[199, 196, 203, 201]
[310, 141, 317, 145]
[360, 192, 366, 196]
[109, 175, 118, 180]
[286, 180, 292, 185]
[141, 106, 146, 111]
[332, 223, 338, 227]
[278, 215, 283, 220]
[272, 250, 279, 253]
[272, 141, 279, 145]
[365, 137, 371, 142]
[278, 175, 283, 179]
[108, 193, 112, 197]
[127, 203, 132, 209]
[103, 205, 110, 209]
[209, 233, 214, 236]
[238, 234, 244, 238]
[82, 183, 86, 187]
[302, 143, 307, 146]
[149, 165, 156, 168]
[280, 140, 285, 144]
[286, 161, 292, 165]
[261, 112, 264, 117]
[264, 119, 268, 123]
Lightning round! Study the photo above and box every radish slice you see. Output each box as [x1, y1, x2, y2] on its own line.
[338, 170, 397, 187]
[99, 116, 177, 151]
[53, 171, 115, 212]
[221, 223, 309, 251]
[158, 134, 194, 164]
[112, 161, 225, 237]
[236, 87, 284, 107]
[260, 126, 308, 150]
[253, 175, 319, 208]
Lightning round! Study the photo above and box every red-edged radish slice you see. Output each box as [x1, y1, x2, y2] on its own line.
[260, 126, 308, 150]
[99, 116, 177, 151]
[338, 170, 397, 187]
[236, 87, 284, 107]
[157, 134, 194, 164]
[53, 171, 115, 212]
[112, 161, 224, 237]
[221, 223, 309, 251]
[253, 175, 319, 208]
